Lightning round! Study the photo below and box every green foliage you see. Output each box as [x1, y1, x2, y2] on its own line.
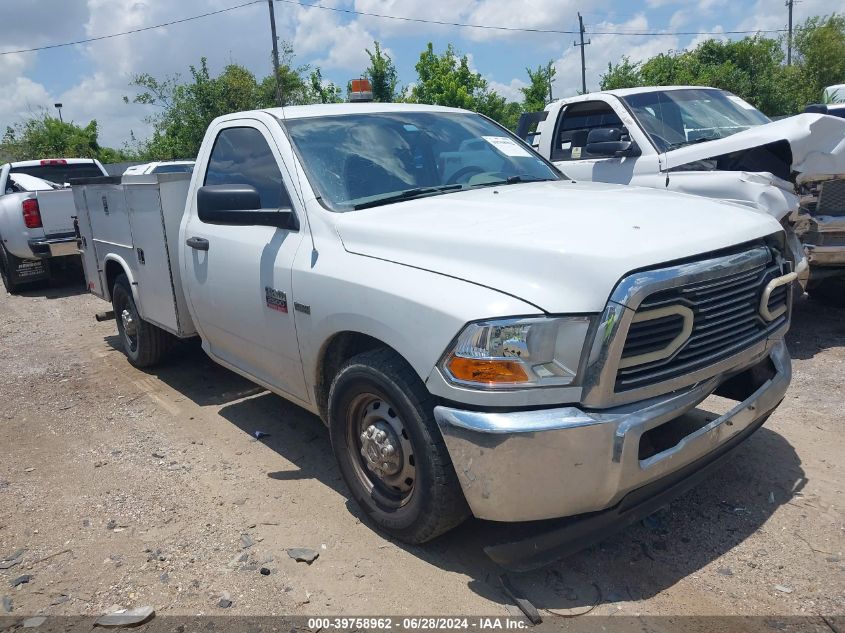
[599, 15, 845, 116]
[309, 69, 343, 104]
[793, 14, 845, 105]
[128, 45, 337, 159]
[409, 43, 516, 126]
[521, 62, 556, 112]
[0, 113, 132, 162]
[364, 41, 400, 102]
[600, 56, 643, 90]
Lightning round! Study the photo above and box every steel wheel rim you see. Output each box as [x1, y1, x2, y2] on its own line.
[346, 392, 416, 508]
[116, 295, 138, 353]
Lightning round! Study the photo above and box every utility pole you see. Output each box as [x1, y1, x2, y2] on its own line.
[547, 61, 554, 102]
[267, 0, 283, 107]
[786, 0, 794, 65]
[573, 13, 590, 94]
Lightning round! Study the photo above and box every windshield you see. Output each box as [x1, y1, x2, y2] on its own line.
[11, 162, 104, 183]
[622, 89, 771, 152]
[282, 111, 559, 211]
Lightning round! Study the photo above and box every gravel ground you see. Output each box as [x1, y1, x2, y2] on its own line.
[0, 269, 842, 622]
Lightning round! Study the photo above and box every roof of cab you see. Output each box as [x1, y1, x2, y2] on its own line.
[215, 102, 469, 123]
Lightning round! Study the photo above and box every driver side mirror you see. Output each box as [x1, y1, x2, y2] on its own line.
[585, 128, 640, 158]
[197, 184, 297, 230]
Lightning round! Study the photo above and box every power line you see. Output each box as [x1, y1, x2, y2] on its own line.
[0, 0, 790, 58]
[0, 0, 262, 56]
[274, 0, 789, 37]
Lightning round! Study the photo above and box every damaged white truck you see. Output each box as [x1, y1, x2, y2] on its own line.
[74, 103, 794, 569]
[518, 86, 845, 305]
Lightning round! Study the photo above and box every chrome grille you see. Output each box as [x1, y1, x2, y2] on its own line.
[615, 256, 789, 392]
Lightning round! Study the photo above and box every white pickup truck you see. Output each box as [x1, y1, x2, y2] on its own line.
[74, 103, 794, 569]
[518, 86, 845, 306]
[0, 158, 108, 292]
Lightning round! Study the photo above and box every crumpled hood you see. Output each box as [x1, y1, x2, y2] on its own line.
[334, 181, 782, 313]
[663, 113, 845, 177]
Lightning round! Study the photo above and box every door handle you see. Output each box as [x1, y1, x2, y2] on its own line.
[186, 237, 209, 251]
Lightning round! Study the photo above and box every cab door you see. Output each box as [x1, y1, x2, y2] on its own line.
[181, 121, 309, 402]
[549, 99, 661, 186]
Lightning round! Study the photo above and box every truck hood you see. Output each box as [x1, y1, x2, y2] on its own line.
[334, 181, 781, 313]
[663, 113, 845, 179]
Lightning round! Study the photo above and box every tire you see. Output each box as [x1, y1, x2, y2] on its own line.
[328, 348, 469, 544]
[0, 243, 24, 294]
[808, 276, 845, 308]
[111, 274, 172, 367]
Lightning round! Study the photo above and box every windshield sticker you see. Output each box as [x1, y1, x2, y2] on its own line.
[481, 136, 532, 158]
[571, 146, 582, 159]
[727, 95, 756, 111]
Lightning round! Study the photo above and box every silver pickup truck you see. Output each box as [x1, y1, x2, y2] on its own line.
[0, 158, 107, 293]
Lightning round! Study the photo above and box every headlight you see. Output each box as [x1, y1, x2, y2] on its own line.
[440, 316, 593, 389]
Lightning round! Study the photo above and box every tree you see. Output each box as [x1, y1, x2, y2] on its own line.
[0, 112, 132, 162]
[409, 43, 515, 125]
[309, 69, 343, 104]
[793, 14, 845, 105]
[258, 42, 318, 106]
[364, 41, 400, 102]
[598, 16, 845, 117]
[129, 58, 265, 159]
[521, 62, 556, 112]
[599, 56, 643, 90]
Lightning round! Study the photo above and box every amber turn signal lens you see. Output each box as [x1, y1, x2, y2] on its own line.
[446, 356, 529, 384]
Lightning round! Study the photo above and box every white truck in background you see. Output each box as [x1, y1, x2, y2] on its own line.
[74, 102, 794, 570]
[122, 160, 195, 176]
[518, 86, 845, 306]
[0, 158, 108, 293]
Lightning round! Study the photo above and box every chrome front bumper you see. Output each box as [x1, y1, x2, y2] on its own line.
[434, 340, 790, 523]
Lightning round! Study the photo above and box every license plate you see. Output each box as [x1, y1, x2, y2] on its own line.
[49, 241, 79, 257]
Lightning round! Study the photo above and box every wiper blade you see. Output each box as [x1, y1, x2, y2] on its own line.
[469, 175, 556, 188]
[351, 184, 464, 210]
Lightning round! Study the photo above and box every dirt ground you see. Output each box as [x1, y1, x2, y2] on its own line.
[0, 269, 842, 622]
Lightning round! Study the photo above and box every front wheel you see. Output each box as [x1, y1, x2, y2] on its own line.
[111, 274, 172, 367]
[328, 348, 469, 544]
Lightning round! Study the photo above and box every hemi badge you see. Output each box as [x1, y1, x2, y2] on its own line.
[294, 302, 310, 315]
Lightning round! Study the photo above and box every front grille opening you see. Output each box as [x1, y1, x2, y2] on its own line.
[638, 395, 737, 462]
[621, 314, 685, 359]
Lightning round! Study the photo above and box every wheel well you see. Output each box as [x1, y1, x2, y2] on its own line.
[315, 332, 392, 422]
[104, 260, 126, 301]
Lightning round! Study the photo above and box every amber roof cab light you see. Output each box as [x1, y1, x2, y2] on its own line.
[349, 78, 373, 103]
[22, 198, 43, 229]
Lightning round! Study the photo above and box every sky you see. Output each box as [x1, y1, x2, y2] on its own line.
[0, 0, 839, 149]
